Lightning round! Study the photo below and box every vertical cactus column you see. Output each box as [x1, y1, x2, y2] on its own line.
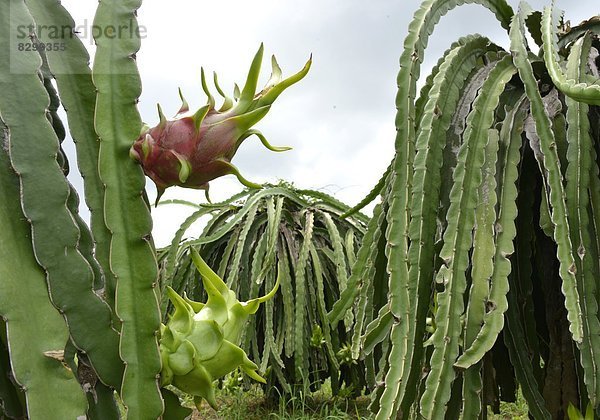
[25, 0, 119, 319]
[510, 3, 583, 344]
[371, 1, 513, 418]
[0, 0, 123, 398]
[92, 0, 163, 417]
[0, 117, 86, 417]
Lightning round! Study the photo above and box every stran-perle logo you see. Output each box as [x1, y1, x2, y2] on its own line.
[9, 18, 148, 74]
[16, 19, 148, 45]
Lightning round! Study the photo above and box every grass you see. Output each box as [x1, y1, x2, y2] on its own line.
[488, 389, 530, 420]
[185, 382, 529, 419]
[191, 381, 371, 419]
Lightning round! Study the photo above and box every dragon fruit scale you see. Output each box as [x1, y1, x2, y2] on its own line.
[130, 44, 311, 204]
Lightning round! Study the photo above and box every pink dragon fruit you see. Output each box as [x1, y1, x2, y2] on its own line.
[130, 44, 311, 204]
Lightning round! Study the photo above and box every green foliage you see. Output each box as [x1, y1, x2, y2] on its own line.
[159, 184, 369, 398]
[93, 1, 164, 416]
[568, 402, 595, 420]
[333, 0, 600, 418]
[1, 1, 123, 397]
[188, 381, 529, 419]
[0, 0, 125, 417]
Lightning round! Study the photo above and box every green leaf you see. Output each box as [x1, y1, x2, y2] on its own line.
[568, 402, 584, 420]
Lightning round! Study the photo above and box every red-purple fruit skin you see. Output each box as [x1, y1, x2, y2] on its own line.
[131, 110, 238, 191]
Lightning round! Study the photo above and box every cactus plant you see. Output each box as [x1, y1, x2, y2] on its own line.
[333, 0, 600, 418]
[0, 0, 307, 417]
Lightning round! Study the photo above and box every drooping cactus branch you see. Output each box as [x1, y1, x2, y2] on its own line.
[330, 0, 600, 418]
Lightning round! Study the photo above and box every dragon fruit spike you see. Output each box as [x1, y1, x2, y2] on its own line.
[237, 129, 292, 153]
[157, 103, 167, 128]
[190, 104, 210, 132]
[176, 88, 189, 116]
[213, 71, 234, 112]
[130, 44, 312, 205]
[200, 68, 215, 108]
[237, 43, 265, 110]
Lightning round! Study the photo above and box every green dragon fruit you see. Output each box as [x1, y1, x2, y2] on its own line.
[130, 44, 311, 204]
[159, 248, 279, 409]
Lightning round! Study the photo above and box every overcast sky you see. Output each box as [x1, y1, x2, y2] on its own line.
[60, 0, 597, 247]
